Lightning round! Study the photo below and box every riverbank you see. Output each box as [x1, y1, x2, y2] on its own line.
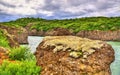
[1, 17, 120, 44]
[1, 24, 120, 44]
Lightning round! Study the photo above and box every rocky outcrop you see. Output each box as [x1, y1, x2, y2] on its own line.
[76, 30, 120, 41]
[45, 28, 73, 36]
[0, 28, 19, 47]
[0, 24, 28, 44]
[35, 36, 114, 75]
[25, 23, 45, 36]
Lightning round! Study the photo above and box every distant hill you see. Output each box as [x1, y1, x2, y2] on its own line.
[1, 17, 120, 33]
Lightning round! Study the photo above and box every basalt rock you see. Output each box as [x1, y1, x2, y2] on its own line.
[35, 36, 115, 75]
[45, 28, 73, 36]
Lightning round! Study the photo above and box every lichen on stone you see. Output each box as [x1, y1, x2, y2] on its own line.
[42, 36, 104, 58]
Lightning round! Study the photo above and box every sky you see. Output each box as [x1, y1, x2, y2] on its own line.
[0, 0, 120, 22]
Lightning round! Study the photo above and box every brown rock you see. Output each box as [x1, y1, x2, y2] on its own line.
[76, 30, 120, 41]
[45, 28, 73, 36]
[0, 24, 28, 44]
[0, 29, 19, 47]
[25, 23, 45, 36]
[35, 36, 115, 75]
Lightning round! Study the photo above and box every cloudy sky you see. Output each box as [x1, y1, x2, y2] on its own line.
[0, 0, 120, 22]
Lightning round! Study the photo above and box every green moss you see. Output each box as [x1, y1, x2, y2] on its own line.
[42, 36, 103, 58]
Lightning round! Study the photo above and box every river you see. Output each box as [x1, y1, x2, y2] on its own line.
[26, 36, 120, 75]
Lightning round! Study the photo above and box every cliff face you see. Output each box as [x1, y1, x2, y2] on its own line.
[35, 36, 115, 75]
[0, 28, 19, 47]
[76, 30, 120, 41]
[0, 24, 28, 44]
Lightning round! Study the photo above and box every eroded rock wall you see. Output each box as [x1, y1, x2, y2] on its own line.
[76, 30, 120, 41]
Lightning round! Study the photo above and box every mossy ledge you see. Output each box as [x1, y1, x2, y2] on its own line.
[42, 36, 104, 58]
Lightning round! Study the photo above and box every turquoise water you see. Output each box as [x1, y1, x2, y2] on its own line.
[27, 36, 120, 75]
[28, 36, 44, 53]
[108, 42, 120, 75]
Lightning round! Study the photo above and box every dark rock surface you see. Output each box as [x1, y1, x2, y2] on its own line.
[45, 28, 73, 36]
[35, 36, 115, 75]
[25, 23, 45, 36]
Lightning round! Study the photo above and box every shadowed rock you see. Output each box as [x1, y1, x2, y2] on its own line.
[45, 28, 73, 36]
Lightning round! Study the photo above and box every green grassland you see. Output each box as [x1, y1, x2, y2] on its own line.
[1, 17, 120, 33]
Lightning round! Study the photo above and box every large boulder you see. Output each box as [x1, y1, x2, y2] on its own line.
[45, 28, 73, 36]
[35, 36, 114, 75]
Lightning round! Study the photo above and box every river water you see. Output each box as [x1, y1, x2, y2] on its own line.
[26, 36, 120, 75]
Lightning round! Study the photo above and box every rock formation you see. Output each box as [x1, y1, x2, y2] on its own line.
[0, 24, 28, 44]
[45, 28, 73, 36]
[35, 36, 115, 75]
[25, 23, 45, 36]
[0, 28, 19, 47]
[76, 30, 120, 41]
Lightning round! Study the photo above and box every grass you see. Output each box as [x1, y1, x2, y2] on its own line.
[0, 29, 41, 75]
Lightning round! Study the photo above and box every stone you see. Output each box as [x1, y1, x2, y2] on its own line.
[76, 30, 120, 41]
[0, 29, 19, 47]
[45, 28, 73, 36]
[35, 36, 115, 75]
[0, 24, 28, 44]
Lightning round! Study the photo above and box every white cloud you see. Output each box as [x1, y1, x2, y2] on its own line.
[0, 0, 46, 15]
[0, 0, 120, 21]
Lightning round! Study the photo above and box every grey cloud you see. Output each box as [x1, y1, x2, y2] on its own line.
[68, 0, 90, 6]
[42, 0, 61, 11]
[0, 0, 120, 22]
[0, 1, 15, 8]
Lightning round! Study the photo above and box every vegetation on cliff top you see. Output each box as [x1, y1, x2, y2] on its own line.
[1, 17, 120, 33]
[0, 29, 41, 75]
[0, 29, 10, 48]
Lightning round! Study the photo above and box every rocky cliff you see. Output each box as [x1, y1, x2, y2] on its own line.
[76, 30, 120, 41]
[35, 36, 115, 75]
[0, 24, 28, 44]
